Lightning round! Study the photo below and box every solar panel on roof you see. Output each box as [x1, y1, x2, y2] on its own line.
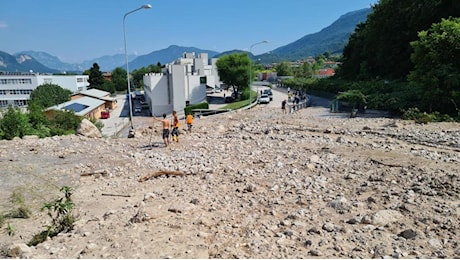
[63, 103, 89, 113]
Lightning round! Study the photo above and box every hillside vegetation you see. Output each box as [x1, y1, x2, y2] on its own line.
[283, 0, 460, 121]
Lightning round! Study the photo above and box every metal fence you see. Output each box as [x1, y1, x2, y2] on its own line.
[287, 96, 311, 113]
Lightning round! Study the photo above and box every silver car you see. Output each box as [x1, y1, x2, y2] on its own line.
[258, 94, 270, 104]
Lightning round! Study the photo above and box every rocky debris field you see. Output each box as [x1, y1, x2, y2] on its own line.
[1, 106, 459, 258]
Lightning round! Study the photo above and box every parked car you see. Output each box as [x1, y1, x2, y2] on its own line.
[263, 89, 273, 101]
[258, 94, 270, 104]
[100, 111, 110, 119]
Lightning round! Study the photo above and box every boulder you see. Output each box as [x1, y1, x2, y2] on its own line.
[77, 119, 102, 138]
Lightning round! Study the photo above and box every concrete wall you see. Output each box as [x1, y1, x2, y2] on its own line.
[170, 65, 186, 113]
[143, 73, 172, 116]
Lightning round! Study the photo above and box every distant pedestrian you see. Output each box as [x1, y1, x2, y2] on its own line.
[171, 110, 180, 143]
[153, 113, 170, 147]
[281, 99, 287, 114]
[185, 113, 193, 133]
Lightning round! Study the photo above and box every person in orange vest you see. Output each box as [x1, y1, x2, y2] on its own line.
[171, 110, 180, 142]
[186, 113, 194, 133]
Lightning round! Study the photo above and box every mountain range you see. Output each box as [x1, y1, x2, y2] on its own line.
[0, 8, 371, 74]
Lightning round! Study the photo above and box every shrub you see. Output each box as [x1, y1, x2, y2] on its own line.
[184, 102, 209, 116]
[6, 191, 31, 219]
[28, 186, 76, 246]
[401, 108, 455, 123]
[0, 107, 33, 140]
[49, 110, 82, 136]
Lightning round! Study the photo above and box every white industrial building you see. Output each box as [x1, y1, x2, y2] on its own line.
[143, 52, 220, 116]
[0, 72, 89, 108]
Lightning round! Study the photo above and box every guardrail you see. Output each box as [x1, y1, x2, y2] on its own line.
[191, 109, 232, 117]
[287, 96, 311, 113]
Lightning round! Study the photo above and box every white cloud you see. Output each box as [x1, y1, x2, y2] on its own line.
[0, 21, 8, 29]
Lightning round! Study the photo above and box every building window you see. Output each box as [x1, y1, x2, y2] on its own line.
[200, 76, 207, 84]
[0, 100, 8, 107]
[14, 100, 28, 107]
[0, 78, 32, 84]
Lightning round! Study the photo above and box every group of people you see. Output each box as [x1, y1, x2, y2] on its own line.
[153, 111, 193, 147]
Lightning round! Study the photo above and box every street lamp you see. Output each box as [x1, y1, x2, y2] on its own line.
[249, 40, 268, 107]
[123, 4, 151, 138]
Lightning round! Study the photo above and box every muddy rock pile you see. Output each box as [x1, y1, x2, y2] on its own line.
[1, 106, 459, 258]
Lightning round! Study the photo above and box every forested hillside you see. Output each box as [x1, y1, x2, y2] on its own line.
[283, 0, 460, 120]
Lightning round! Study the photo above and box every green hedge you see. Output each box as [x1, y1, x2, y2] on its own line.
[184, 102, 209, 115]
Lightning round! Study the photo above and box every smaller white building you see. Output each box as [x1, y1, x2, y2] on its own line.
[0, 72, 89, 108]
[143, 52, 220, 116]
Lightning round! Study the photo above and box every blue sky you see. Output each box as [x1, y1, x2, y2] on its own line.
[1, 0, 378, 63]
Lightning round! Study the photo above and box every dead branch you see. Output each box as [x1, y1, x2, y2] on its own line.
[138, 170, 189, 182]
[101, 193, 131, 197]
[80, 169, 108, 177]
[370, 158, 404, 168]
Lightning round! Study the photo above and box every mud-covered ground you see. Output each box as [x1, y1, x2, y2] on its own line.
[1, 105, 459, 258]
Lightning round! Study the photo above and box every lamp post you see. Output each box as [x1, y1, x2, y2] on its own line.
[249, 40, 268, 107]
[123, 4, 151, 138]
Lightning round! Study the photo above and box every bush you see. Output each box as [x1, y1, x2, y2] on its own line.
[6, 191, 31, 219]
[28, 186, 76, 246]
[184, 102, 209, 116]
[49, 110, 82, 136]
[401, 107, 455, 123]
[0, 107, 33, 140]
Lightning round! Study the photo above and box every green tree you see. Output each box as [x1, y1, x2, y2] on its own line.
[0, 107, 33, 140]
[338, 0, 460, 80]
[301, 62, 313, 77]
[100, 80, 116, 94]
[111, 67, 128, 92]
[275, 61, 293, 76]
[312, 57, 325, 75]
[408, 17, 460, 115]
[29, 83, 72, 108]
[131, 63, 162, 91]
[84, 63, 106, 89]
[27, 102, 51, 138]
[216, 53, 250, 100]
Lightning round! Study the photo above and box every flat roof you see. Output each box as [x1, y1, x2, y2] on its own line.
[77, 88, 110, 99]
[47, 96, 105, 117]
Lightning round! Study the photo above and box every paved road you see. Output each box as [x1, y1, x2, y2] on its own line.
[100, 95, 151, 138]
[104, 86, 338, 138]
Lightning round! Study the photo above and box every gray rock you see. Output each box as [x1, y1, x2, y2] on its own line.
[346, 217, 361, 224]
[322, 222, 335, 232]
[398, 229, 417, 239]
[327, 196, 351, 211]
[428, 238, 442, 249]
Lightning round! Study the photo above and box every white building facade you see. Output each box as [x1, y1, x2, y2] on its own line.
[143, 52, 220, 116]
[0, 72, 89, 108]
